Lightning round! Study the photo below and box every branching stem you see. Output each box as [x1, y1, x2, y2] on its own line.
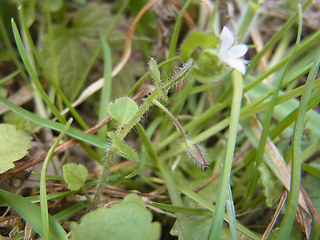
[92, 60, 192, 205]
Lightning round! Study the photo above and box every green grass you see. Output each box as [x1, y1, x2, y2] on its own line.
[0, 0, 319, 239]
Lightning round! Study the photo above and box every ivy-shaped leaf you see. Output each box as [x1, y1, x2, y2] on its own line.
[71, 194, 161, 240]
[108, 97, 138, 126]
[0, 124, 32, 173]
[63, 163, 88, 191]
[40, 3, 123, 100]
[108, 132, 139, 161]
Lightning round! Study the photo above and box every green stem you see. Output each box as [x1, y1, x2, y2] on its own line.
[208, 71, 243, 240]
[127, 56, 180, 96]
[92, 146, 116, 206]
[153, 100, 188, 140]
[93, 58, 192, 205]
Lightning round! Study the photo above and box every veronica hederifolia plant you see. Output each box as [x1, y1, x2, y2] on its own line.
[94, 26, 249, 205]
[93, 58, 203, 205]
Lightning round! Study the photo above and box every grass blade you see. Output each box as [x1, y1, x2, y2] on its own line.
[98, 35, 112, 138]
[278, 36, 320, 240]
[165, 0, 193, 75]
[0, 96, 106, 148]
[179, 184, 260, 240]
[226, 185, 237, 240]
[208, 70, 243, 240]
[17, 6, 89, 130]
[0, 70, 20, 85]
[11, 18, 66, 124]
[246, 0, 313, 73]
[136, 123, 192, 240]
[0, 189, 67, 240]
[40, 119, 72, 240]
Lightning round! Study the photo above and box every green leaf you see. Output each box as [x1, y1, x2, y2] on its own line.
[3, 112, 30, 129]
[148, 58, 166, 101]
[73, 0, 86, 4]
[22, 0, 36, 27]
[63, 163, 88, 191]
[180, 31, 219, 62]
[0, 95, 107, 149]
[259, 162, 283, 207]
[108, 132, 139, 161]
[149, 57, 161, 88]
[50, 0, 64, 12]
[0, 189, 67, 240]
[71, 194, 161, 240]
[302, 173, 320, 215]
[40, 4, 119, 100]
[0, 124, 32, 173]
[41, 119, 73, 240]
[108, 97, 139, 126]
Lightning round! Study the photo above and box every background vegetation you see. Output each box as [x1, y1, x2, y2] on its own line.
[0, 0, 320, 239]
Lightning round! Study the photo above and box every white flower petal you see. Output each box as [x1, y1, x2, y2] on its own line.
[220, 26, 234, 51]
[227, 44, 248, 58]
[225, 58, 247, 75]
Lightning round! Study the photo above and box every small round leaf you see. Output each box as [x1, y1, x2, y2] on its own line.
[63, 163, 88, 191]
[108, 97, 138, 126]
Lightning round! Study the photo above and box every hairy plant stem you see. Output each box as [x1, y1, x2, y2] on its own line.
[92, 60, 192, 205]
[153, 100, 188, 140]
[92, 147, 117, 206]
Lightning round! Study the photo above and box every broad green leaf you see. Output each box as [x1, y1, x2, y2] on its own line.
[302, 173, 320, 215]
[0, 189, 67, 240]
[259, 162, 283, 207]
[50, 0, 63, 12]
[171, 216, 239, 240]
[108, 97, 138, 126]
[0, 124, 32, 173]
[73, 0, 86, 4]
[40, 4, 121, 100]
[108, 132, 139, 161]
[4, 112, 28, 128]
[21, 0, 36, 27]
[71, 194, 161, 240]
[63, 163, 88, 191]
[180, 31, 219, 62]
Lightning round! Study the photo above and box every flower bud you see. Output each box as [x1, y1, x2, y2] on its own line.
[185, 139, 209, 169]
